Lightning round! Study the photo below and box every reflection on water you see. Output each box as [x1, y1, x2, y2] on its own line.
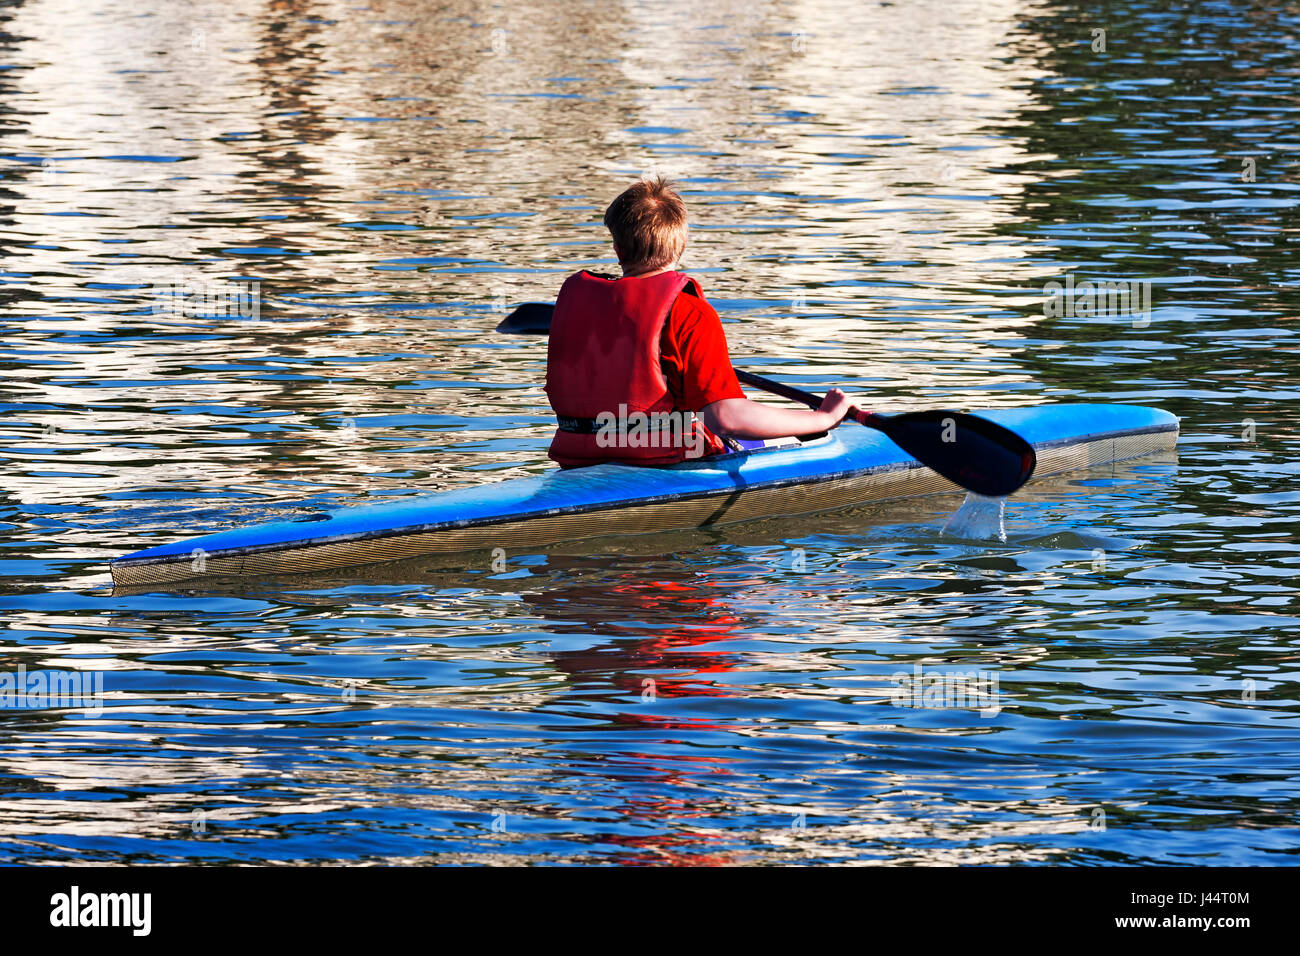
[1, 0, 1298, 864]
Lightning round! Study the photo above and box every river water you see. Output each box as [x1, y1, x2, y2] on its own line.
[1, 0, 1297, 864]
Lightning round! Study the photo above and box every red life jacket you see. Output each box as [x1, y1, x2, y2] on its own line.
[545, 270, 726, 468]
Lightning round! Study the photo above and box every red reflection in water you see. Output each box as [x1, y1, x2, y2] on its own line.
[522, 569, 767, 865]
[536, 577, 746, 705]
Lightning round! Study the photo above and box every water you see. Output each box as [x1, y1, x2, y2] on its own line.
[2, 0, 1298, 865]
[943, 493, 1008, 542]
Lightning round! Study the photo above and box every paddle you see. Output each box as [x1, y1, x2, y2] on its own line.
[731, 368, 1035, 497]
[497, 303, 1036, 497]
[497, 302, 556, 335]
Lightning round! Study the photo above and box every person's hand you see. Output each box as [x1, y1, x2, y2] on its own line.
[818, 388, 853, 427]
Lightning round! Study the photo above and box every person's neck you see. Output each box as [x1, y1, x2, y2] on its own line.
[619, 263, 673, 279]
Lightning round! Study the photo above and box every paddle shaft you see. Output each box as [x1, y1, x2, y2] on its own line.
[734, 368, 878, 427]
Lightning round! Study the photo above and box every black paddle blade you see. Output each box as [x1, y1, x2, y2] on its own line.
[496, 302, 555, 334]
[871, 409, 1036, 497]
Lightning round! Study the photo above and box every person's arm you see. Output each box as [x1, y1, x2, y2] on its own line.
[700, 390, 851, 439]
[665, 290, 853, 437]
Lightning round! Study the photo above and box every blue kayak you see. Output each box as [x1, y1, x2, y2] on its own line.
[110, 403, 1178, 588]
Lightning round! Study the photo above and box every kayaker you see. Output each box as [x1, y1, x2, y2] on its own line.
[546, 176, 851, 468]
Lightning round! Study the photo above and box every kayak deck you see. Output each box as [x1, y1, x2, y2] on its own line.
[110, 404, 1178, 588]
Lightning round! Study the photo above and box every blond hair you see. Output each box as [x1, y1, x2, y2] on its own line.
[603, 176, 688, 271]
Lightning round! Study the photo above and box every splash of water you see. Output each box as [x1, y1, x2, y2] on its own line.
[942, 492, 1008, 542]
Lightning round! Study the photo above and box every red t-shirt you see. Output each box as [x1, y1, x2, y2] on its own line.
[659, 287, 744, 411]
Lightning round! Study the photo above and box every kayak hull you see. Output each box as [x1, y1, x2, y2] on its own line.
[110, 404, 1178, 588]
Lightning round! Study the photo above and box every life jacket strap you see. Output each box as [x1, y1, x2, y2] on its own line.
[556, 413, 701, 435]
[556, 416, 600, 434]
